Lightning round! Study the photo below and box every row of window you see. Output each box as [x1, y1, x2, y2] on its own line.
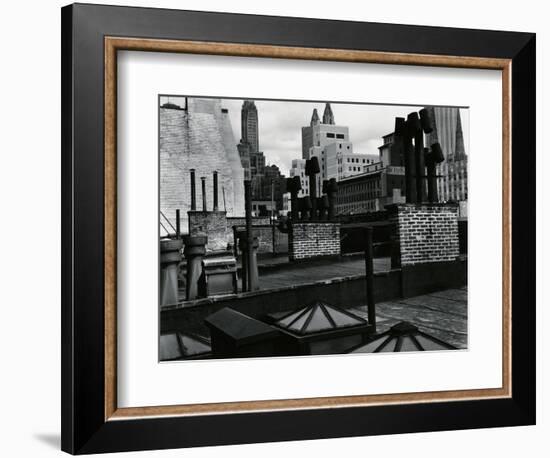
[337, 157, 373, 165]
[337, 202, 378, 213]
[342, 181, 380, 193]
[335, 144, 350, 150]
[326, 133, 345, 139]
[337, 191, 379, 203]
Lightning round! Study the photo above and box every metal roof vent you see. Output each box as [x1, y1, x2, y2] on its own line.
[274, 301, 367, 335]
[348, 321, 456, 353]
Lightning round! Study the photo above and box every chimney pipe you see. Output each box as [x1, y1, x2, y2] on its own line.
[327, 178, 338, 220]
[286, 176, 301, 220]
[190, 169, 196, 211]
[201, 177, 207, 212]
[305, 157, 320, 220]
[244, 180, 259, 291]
[213, 171, 219, 211]
[403, 115, 417, 203]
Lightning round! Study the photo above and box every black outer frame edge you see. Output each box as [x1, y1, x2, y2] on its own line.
[68, 2, 533, 58]
[79, 399, 531, 455]
[510, 34, 536, 423]
[61, 4, 75, 455]
[61, 3, 536, 454]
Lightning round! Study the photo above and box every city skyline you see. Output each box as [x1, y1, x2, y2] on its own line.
[160, 95, 469, 174]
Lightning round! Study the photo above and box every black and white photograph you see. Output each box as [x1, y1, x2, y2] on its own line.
[159, 96, 469, 361]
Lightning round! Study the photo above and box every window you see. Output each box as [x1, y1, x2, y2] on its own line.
[326, 133, 335, 138]
[336, 133, 345, 139]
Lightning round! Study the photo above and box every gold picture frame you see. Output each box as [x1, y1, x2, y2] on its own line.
[104, 37, 511, 421]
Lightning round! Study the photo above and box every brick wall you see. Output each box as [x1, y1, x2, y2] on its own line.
[289, 222, 341, 261]
[257, 226, 288, 253]
[226, 216, 270, 229]
[227, 217, 274, 253]
[231, 225, 289, 254]
[390, 203, 459, 266]
[188, 213, 288, 254]
[188, 211, 228, 252]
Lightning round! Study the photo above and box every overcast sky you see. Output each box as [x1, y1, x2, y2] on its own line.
[161, 96, 469, 175]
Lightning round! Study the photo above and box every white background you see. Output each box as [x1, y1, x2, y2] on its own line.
[0, 0, 545, 457]
[118, 52, 501, 407]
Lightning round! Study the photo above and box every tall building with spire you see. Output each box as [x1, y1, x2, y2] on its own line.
[310, 108, 320, 126]
[322, 102, 335, 125]
[300, 103, 378, 195]
[238, 100, 266, 184]
[424, 106, 468, 203]
[236, 99, 274, 200]
[240, 100, 259, 152]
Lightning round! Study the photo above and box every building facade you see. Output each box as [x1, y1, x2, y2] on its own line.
[160, 98, 245, 232]
[250, 200, 276, 217]
[289, 159, 309, 197]
[259, 164, 287, 211]
[336, 166, 406, 215]
[378, 132, 405, 167]
[281, 192, 291, 216]
[250, 151, 266, 177]
[300, 103, 380, 194]
[237, 142, 252, 180]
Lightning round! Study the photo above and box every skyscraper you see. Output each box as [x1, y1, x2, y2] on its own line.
[237, 99, 271, 200]
[301, 109, 319, 159]
[240, 100, 259, 153]
[322, 102, 335, 125]
[238, 100, 264, 182]
[301, 103, 334, 159]
[424, 107, 468, 203]
[300, 103, 377, 194]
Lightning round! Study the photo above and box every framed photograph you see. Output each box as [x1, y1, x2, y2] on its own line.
[61, 3, 536, 454]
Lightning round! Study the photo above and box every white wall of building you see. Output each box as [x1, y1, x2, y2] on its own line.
[304, 119, 382, 186]
[289, 158, 309, 196]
